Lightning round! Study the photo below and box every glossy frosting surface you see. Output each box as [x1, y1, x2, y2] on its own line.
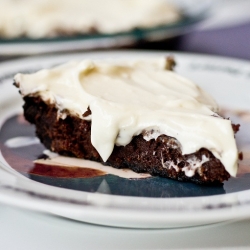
[14, 58, 238, 176]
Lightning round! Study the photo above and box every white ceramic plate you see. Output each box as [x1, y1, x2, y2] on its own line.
[0, 51, 250, 229]
[0, 0, 211, 55]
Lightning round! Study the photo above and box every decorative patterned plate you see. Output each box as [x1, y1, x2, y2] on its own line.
[0, 51, 250, 228]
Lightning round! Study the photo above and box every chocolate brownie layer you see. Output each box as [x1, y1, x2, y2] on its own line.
[22, 96, 231, 184]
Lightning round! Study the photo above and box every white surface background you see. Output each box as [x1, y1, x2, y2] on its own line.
[1, 203, 250, 250]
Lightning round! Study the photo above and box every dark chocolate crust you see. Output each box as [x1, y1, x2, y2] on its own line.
[23, 96, 231, 184]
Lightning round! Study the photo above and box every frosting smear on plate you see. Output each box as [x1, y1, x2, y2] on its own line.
[14, 58, 238, 177]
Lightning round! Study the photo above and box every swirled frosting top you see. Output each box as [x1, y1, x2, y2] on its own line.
[14, 58, 238, 176]
[0, 0, 181, 38]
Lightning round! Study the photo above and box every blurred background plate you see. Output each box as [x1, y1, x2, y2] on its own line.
[0, 0, 212, 56]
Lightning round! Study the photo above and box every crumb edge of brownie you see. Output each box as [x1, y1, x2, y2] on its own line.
[21, 95, 232, 185]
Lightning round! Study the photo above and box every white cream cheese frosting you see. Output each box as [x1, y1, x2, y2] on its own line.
[0, 0, 181, 38]
[14, 58, 238, 177]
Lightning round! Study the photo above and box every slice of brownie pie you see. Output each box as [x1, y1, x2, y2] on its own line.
[14, 57, 239, 184]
